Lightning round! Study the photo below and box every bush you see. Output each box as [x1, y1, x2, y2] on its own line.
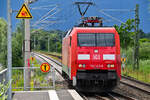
[139, 42, 150, 60]
[121, 47, 133, 65]
[121, 42, 150, 64]
[0, 80, 9, 100]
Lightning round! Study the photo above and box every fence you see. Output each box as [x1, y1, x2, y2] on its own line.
[0, 66, 56, 92]
[122, 65, 150, 84]
[12, 66, 56, 91]
[0, 69, 9, 100]
[0, 69, 7, 83]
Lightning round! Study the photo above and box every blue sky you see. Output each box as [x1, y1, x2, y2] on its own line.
[0, 0, 7, 18]
[0, 0, 150, 33]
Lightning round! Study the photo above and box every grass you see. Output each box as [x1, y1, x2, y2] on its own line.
[122, 60, 150, 84]
[12, 57, 54, 91]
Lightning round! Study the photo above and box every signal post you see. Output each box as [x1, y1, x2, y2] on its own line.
[24, 1, 32, 90]
[16, 0, 32, 90]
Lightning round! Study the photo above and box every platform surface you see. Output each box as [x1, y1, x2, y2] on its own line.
[12, 89, 83, 100]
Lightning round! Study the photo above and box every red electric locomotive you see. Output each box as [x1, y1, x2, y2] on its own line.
[62, 17, 121, 92]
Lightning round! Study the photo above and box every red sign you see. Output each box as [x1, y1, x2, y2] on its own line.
[40, 63, 50, 72]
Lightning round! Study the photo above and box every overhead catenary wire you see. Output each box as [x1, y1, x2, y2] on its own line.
[34, 19, 64, 29]
[32, 6, 60, 27]
[39, 9, 61, 22]
[32, 9, 61, 28]
[30, 4, 58, 10]
[100, 9, 134, 12]
[32, 5, 58, 25]
[99, 10, 125, 24]
[92, 1, 134, 26]
[48, 2, 77, 31]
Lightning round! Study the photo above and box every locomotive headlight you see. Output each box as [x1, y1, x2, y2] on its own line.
[111, 64, 114, 67]
[107, 64, 114, 68]
[79, 64, 82, 68]
[107, 64, 111, 68]
[83, 64, 86, 68]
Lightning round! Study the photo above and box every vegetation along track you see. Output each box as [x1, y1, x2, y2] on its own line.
[33, 52, 72, 89]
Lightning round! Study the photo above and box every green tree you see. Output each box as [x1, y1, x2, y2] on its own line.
[114, 19, 135, 50]
[12, 20, 24, 67]
[31, 29, 64, 53]
[0, 18, 7, 68]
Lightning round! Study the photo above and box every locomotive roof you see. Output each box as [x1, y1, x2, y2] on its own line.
[64, 27, 117, 38]
[74, 27, 116, 29]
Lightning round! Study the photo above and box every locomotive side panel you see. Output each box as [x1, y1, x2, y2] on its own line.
[62, 37, 71, 76]
[70, 29, 78, 80]
[62, 38, 68, 74]
[115, 31, 121, 79]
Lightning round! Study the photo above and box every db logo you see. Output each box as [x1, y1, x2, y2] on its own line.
[93, 54, 100, 60]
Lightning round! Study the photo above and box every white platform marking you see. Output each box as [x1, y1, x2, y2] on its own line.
[68, 90, 83, 100]
[48, 90, 59, 100]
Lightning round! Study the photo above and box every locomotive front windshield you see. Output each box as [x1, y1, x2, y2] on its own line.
[78, 33, 115, 47]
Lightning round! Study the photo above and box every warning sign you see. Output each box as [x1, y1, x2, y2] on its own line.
[16, 4, 32, 19]
[40, 63, 50, 72]
[30, 57, 35, 61]
[121, 58, 126, 63]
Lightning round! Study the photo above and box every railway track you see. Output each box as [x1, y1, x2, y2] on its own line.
[33, 52, 150, 100]
[81, 92, 136, 100]
[41, 52, 150, 95]
[33, 52, 62, 74]
[121, 76, 150, 95]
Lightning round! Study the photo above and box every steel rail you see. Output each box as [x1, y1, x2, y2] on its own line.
[120, 81, 150, 95]
[110, 92, 137, 100]
[95, 95, 107, 100]
[107, 93, 119, 100]
[34, 52, 62, 66]
[40, 52, 62, 59]
[121, 76, 150, 95]
[122, 75, 150, 87]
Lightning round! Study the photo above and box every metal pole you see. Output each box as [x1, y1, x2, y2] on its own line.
[52, 67, 55, 89]
[34, 36, 35, 50]
[133, 4, 140, 69]
[48, 37, 49, 52]
[7, 0, 12, 99]
[24, 0, 31, 90]
[55, 39, 57, 53]
[56, 43, 57, 52]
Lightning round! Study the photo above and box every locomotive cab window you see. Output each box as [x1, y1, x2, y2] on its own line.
[78, 33, 115, 47]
